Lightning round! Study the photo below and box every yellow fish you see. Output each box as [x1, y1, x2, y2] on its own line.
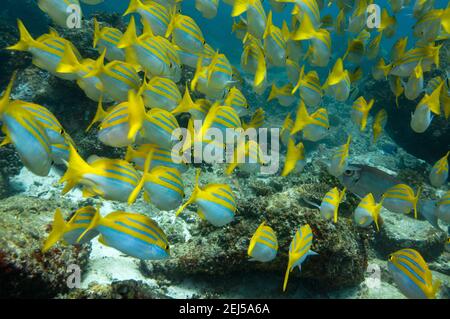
[328, 135, 351, 177]
[429, 151, 449, 187]
[372, 109, 388, 143]
[382, 184, 421, 219]
[320, 187, 346, 223]
[248, 221, 278, 262]
[281, 138, 306, 177]
[354, 193, 382, 231]
[351, 96, 375, 131]
[291, 101, 329, 142]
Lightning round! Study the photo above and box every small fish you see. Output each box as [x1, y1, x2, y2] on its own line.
[335, 9, 346, 35]
[139, 76, 182, 112]
[281, 138, 306, 177]
[413, 9, 445, 45]
[372, 109, 388, 143]
[192, 51, 234, 93]
[293, 66, 322, 107]
[128, 152, 184, 211]
[263, 11, 287, 67]
[382, 184, 421, 219]
[429, 151, 449, 187]
[176, 42, 215, 69]
[328, 136, 351, 178]
[166, 10, 206, 54]
[268, 83, 297, 107]
[351, 97, 375, 131]
[389, 75, 404, 108]
[223, 87, 249, 117]
[410, 82, 443, 133]
[378, 8, 397, 38]
[291, 101, 329, 142]
[87, 90, 146, 147]
[343, 39, 365, 64]
[93, 18, 125, 61]
[285, 58, 301, 86]
[437, 190, 450, 223]
[242, 107, 265, 130]
[283, 224, 318, 292]
[366, 32, 383, 60]
[284, 0, 321, 29]
[231, 0, 267, 39]
[241, 33, 266, 87]
[372, 58, 392, 81]
[320, 187, 346, 223]
[390, 37, 408, 62]
[248, 222, 278, 262]
[42, 207, 100, 253]
[196, 0, 220, 19]
[323, 58, 351, 102]
[388, 248, 441, 299]
[354, 193, 382, 231]
[283, 21, 303, 62]
[171, 86, 211, 121]
[8, 20, 81, 81]
[124, 0, 171, 37]
[60, 144, 141, 202]
[176, 169, 236, 227]
[37, 0, 82, 28]
[390, 43, 442, 77]
[403, 60, 424, 101]
[77, 210, 170, 260]
[232, 17, 248, 40]
[280, 112, 294, 146]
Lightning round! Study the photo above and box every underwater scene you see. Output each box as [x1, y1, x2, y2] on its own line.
[0, 0, 449, 300]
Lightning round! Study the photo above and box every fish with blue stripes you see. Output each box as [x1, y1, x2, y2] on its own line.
[388, 248, 441, 299]
[382, 184, 421, 219]
[283, 224, 318, 292]
[176, 42, 215, 68]
[126, 143, 188, 173]
[429, 151, 449, 187]
[176, 169, 236, 227]
[248, 222, 278, 262]
[281, 138, 305, 177]
[291, 101, 329, 142]
[8, 20, 81, 81]
[437, 190, 450, 223]
[93, 18, 125, 61]
[292, 66, 322, 108]
[322, 58, 351, 102]
[328, 136, 351, 177]
[77, 210, 170, 260]
[37, 0, 82, 28]
[128, 152, 184, 211]
[231, 0, 267, 39]
[192, 51, 234, 94]
[166, 10, 206, 54]
[351, 97, 375, 131]
[223, 87, 249, 117]
[320, 187, 346, 223]
[123, 0, 171, 37]
[139, 76, 182, 111]
[354, 193, 382, 231]
[84, 50, 141, 103]
[263, 11, 287, 67]
[390, 43, 442, 77]
[60, 144, 141, 202]
[42, 206, 100, 253]
[87, 90, 146, 147]
[241, 33, 266, 88]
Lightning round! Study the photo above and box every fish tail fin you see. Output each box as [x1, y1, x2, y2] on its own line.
[254, 49, 266, 87]
[0, 71, 17, 114]
[431, 279, 441, 299]
[282, 262, 292, 292]
[93, 18, 101, 48]
[123, 0, 142, 16]
[7, 19, 36, 51]
[165, 7, 177, 38]
[117, 16, 138, 49]
[191, 56, 204, 92]
[41, 208, 66, 253]
[128, 149, 154, 204]
[86, 95, 107, 132]
[413, 187, 422, 219]
[175, 168, 201, 217]
[57, 43, 82, 74]
[292, 65, 305, 94]
[267, 84, 280, 102]
[76, 209, 101, 243]
[373, 202, 383, 231]
[292, 14, 316, 41]
[263, 10, 273, 39]
[232, 0, 249, 17]
[141, 17, 155, 36]
[173, 85, 195, 115]
[327, 58, 345, 86]
[244, 107, 265, 129]
[291, 101, 310, 135]
[59, 144, 92, 194]
[84, 49, 105, 78]
[127, 89, 145, 142]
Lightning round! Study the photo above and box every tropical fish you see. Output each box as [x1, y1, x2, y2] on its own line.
[42, 207, 100, 253]
[223, 87, 249, 117]
[226, 139, 267, 175]
[37, 0, 82, 28]
[351, 97, 375, 131]
[285, 58, 301, 86]
[343, 39, 365, 65]
[196, 0, 220, 19]
[84, 50, 141, 103]
[123, 0, 171, 37]
[382, 184, 421, 219]
[429, 151, 449, 187]
[192, 51, 234, 93]
[437, 190, 450, 223]
[410, 82, 443, 133]
[328, 136, 351, 178]
[60, 144, 141, 202]
[347, 0, 367, 33]
[390, 43, 441, 77]
[282, 0, 321, 29]
[390, 37, 408, 62]
[242, 107, 265, 130]
[128, 152, 184, 211]
[372, 109, 388, 143]
[248, 222, 278, 262]
[166, 10, 206, 54]
[283, 21, 303, 62]
[292, 66, 322, 107]
[280, 113, 294, 147]
[335, 8, 345, 35]
[389, 75, 404, 107]
[323, 58, 351, 102]
[366, 32, 383, 60]
[294, 105, 329, 143]
[372, 58, 392, 81]
[241, 33, 266, 87]
[403, 60, 424, 101]
[283, 224, 318, 292]
[171, 86, 211, 121]
[8, 20, 81, 81]
[354, 193, 382, 231]
[320, 187, 346, 223]
[413, 9, 446, 45]
[93, 18, 125, 61]
[77, 210, 170, 260]
[139, 76, 182, 111]
[263, 11, 287, 67]
[388, 248, 441, 299]
[176, 169, 236, 227]
[87, 90, 146, 148]
[268, 84, 297, 107]
[175, 42, 215, 69]
[281, 139, 306, 177]
[232, 17, 248, 40]
[378, 8, 397, 38]
[231, 0, 267, 39]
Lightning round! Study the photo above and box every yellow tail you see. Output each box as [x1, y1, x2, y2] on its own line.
[57, 43, 82, 74]
[173, 85, 196, 114]
[42, 208, 66, 253]
[76, 209, 102, 243]
[263, 10, 273, 39]
[372, 202, 383, 231]
[123, 0, 143, 16]
[127, 89, 146, 142]
[93, 18, 101, 48]
[117, 16, 138, 49]
[282, 261, 293, 292]
[59, 144, 94, 194]
[84, 49, 106, 78]
[232, 0, 249, 17]
[292, 14, 316, 41]
[291, 101, 311, 135]
[175, 168, 201, 217]
[86, 96, 107, 132]
[267, 84, 280, 102]
[0, 71, 17, 115]
[7, 19, 36, 51]
[191, 55, 204, 92]
[254, 48, 266, 87]
[128, 150, 154, 204]
[413, 187, 422, 219]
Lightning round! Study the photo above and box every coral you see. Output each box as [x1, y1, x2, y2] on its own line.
[0, 196, 91, 298]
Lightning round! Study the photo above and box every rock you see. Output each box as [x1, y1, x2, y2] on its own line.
[147, 183, 369, 292]
[0, 171, 10, 199]
[0, 196, 91, 298]
[374, 208, 446, 260]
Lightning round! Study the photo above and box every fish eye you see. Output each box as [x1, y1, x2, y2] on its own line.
[60, 129, 65, 135]
[177, 9, 181, 13]
[169, 62, 173, 69]
[178, 134, 183, 141]
[388, 255, 394, 261]
[202, 40, 206, 45]
[344, 169, 353, 176]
